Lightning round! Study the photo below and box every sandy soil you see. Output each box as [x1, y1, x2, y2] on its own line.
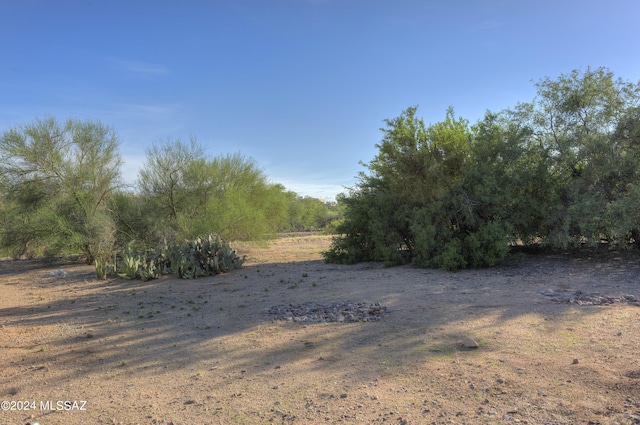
[1, 234, 640, 425]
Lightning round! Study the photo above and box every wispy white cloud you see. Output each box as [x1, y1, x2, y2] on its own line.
[107, 58, 170, 76]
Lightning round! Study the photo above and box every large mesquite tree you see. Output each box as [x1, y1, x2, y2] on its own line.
[325, 67, 640, 270]
[512, 67, 640, 248]
[324, 107, 509, 270]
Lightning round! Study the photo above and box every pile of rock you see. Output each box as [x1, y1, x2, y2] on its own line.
[542, 289, 640, 306]
[266, 301, 389, 323]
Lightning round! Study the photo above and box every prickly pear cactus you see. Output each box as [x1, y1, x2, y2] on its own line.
[94, 233, 245, 281]
[167, 233, 245, 279]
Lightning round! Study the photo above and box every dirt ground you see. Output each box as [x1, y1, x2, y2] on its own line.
[1, 234, 640, 425]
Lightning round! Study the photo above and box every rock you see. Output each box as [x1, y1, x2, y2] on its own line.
[572, 358, 579, 364]
[460, 336, 479, 349]
[544, 289, 639, 306]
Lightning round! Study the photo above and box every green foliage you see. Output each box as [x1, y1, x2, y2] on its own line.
[0, 117, 121, 262]
[430, 239, 466, 272]
[325, 68, 640, 270]
[325, 107, 485, 270]
[462, 220, 511, 268]
[1, 126, 341, 262]
[131, 143, 341, 243]
[368, 106, 470, 204]
[135, 144, 293, 242]
[137, 137, 204, 226]
[523, 67, 640, 248]
[323, 188, 406, 265]
[108, 191, 163, 250]
[286, 194, 337, 231]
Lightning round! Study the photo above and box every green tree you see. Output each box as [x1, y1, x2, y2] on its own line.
[520, 67, 640, 248]
[108, 190, 161, 250]
[179, 153, 291, 241]
[324, 107, 500, 270]
[137, 138, 204, 227]
[368, 106, 470, 204]
[286, 195, 334, 231]
[0, 117, 122, 261]
[134, 142, 290, 242]
[464, 111, 551, 245]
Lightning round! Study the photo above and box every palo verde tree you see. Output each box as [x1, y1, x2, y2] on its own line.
[182, 153, 291, 241]
[137, 137, 205, 231]
[132, 139, 290, 243]
[0, 117, 122, 262]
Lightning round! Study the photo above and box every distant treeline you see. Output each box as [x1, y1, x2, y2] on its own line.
[0, 126, 343, 262]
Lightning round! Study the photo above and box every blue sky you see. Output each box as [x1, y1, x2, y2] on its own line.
[1, 0, 639, 200]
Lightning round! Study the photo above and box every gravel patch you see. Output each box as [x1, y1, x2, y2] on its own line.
[266, 301, 390, 323]
[541, 289, 640, 306]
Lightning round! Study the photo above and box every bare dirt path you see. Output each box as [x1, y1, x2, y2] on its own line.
[1, 235, 640, 424]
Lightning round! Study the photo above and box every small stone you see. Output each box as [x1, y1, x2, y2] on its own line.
[340, 393, 348, 399]
[461, 336, 479, 349]
[497, 377, 504, 384]
[572, 358, 579, 364]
